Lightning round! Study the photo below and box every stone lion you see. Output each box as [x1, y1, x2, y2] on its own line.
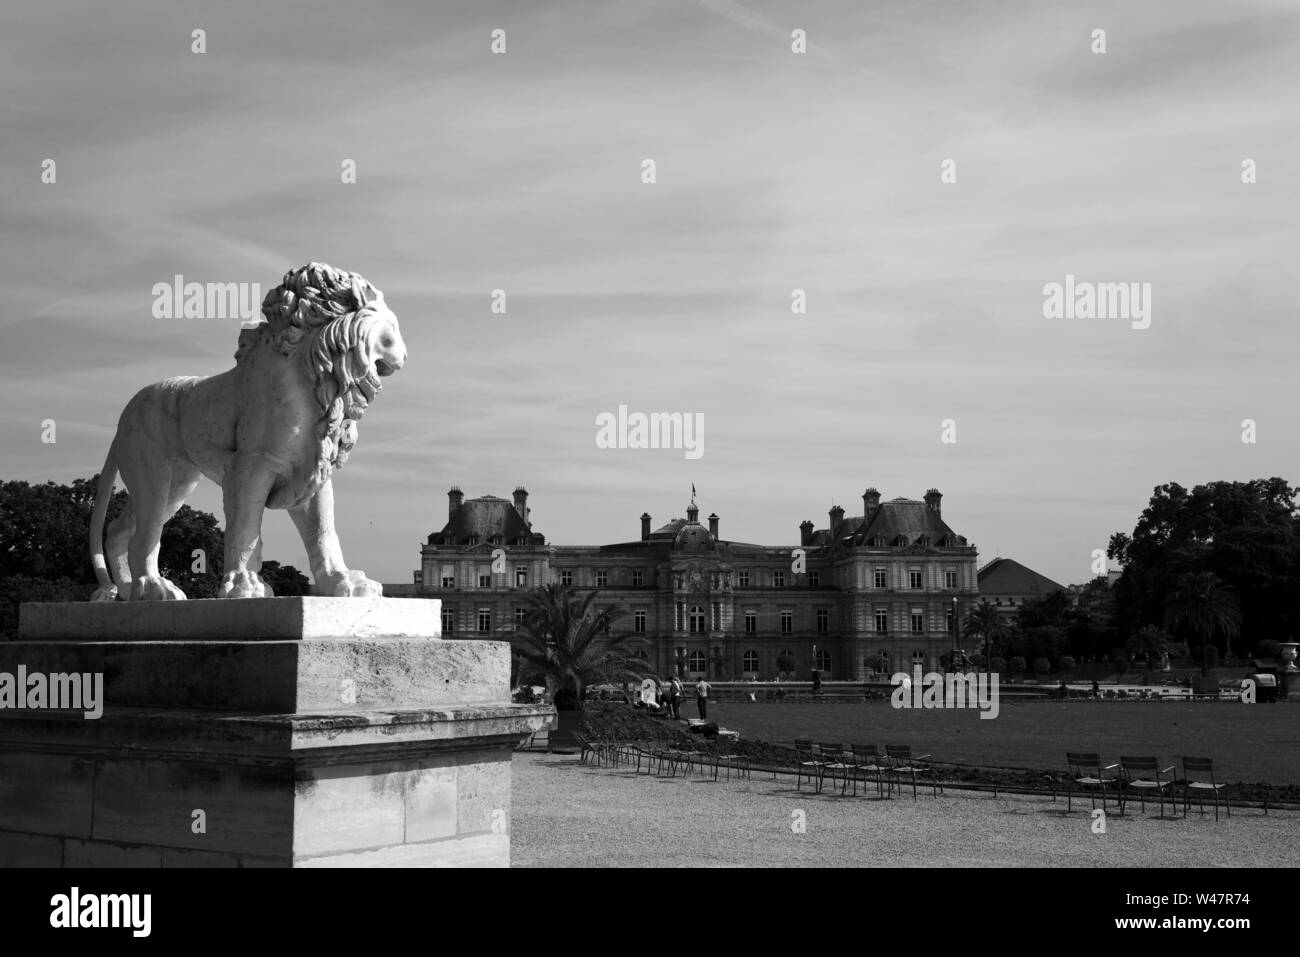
[88, 262, 406, 601]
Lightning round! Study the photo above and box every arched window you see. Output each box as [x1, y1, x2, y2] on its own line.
[688, 650, 706, 673]
[912, 650, 927, 670]
[815, 649, 832, 673]
[743, 649, 759, 672]
[689, 605, 706, 633]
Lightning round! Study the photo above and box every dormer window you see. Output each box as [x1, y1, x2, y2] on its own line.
[466, 534, 480, 546]
[490, 534, 504, 547]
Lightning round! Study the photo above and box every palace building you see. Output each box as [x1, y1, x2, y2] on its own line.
[388, 486, 981, 682]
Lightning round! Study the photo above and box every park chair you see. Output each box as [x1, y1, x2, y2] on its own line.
[848, 744, 888, 799]
[884, 745, 940, 800]
[794, 739, 825, 792]
[1065, 752, 1121, 812]
[1180, 757, 1229, 821]
[818, 743, 853, 795]
[713, 736, 750, 783]
[1120, 756, 1175, 817]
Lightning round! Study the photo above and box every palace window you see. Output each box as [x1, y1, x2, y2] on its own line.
[912, 650, 927, 668]
[479, 573, 492, 589]
[908, 569, 923, 590]
[874, 568, 887, 588]
[809, 571, 820, 587]
[780, 610, 793, 634]
[773, 571, 786, 588]
[477, 609, 491, 633]
[815, 649, 831, 673]
[743, 649, 759, 672]
[595, 570, 608, 587]
[874, 608, 888, 633]
[634, 610, 647, 633]
[441, 608, 454, 635]
[744, 611, 757, 634]
[738, 571, 750, 587]
[515, 567, 528, 588]
[689, 605, 706, 633]
[944, 569, 958, 589]
[688, 650, 706, 674]
[910, 610, 924, 634]
[441, 564, 455, 589]
[632, 569, 644, 587]
[514, 607, 527, 627]
[816, 608, 829, 634]
[560, 570, 572, 586]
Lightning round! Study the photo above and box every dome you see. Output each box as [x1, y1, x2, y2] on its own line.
[673, 522, 714, 551]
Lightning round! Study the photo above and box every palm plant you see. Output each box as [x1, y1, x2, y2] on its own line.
[1163, 571, 1242, 678]
[1130, 624, 1173, 671]
[512, 583, 652, 711]
[963, 599, 1008, 682]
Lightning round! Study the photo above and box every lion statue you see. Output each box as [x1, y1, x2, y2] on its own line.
[88, 262, 406, 601]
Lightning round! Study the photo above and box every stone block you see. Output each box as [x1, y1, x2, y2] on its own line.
[18, 596, 441, 642]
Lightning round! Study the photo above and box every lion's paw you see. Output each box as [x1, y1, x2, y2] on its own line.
[218, 570, 273, 599]
[323, 570, 384, 598]
[90, 584, 119, 602]
[130, 576, 186, 601]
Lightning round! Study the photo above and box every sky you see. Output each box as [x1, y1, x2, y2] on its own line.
[1, 0, 1297, 589]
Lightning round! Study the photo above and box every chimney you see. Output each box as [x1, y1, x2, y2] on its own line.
[863, 487, 881, 523]
[513, 486, 530, 525]
[829, 505, 845, 536]
[448, 486, 464, 520]
[641, 513, 652, 541]
[800, 520, 814, 547]
[924, 488, 942, 516]
[687, 503, 699, 524]
[708, 513, 719, 538]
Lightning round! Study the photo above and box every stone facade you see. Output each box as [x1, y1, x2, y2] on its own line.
[389, 487, 981, 681]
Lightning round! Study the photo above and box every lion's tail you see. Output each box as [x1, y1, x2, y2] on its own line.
[88, 442, 119, 591]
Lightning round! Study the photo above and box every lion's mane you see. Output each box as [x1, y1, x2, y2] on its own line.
[235, 262, 387, 484]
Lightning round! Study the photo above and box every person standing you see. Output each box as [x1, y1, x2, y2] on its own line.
[695, 677, 711, 719]
[669, 676, 684, 718]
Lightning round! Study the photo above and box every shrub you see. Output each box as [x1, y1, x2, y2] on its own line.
[1059, 655, 1077, 671]
[1032, 657, 1051, 674]
[1113, 656, 1129, 676]
[991, 657, 1007, 673]
[1008, 656, 1026, 673]
[1258, 639, 1282, 659]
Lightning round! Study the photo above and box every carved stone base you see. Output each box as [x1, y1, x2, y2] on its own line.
[0, 598, 552, 867]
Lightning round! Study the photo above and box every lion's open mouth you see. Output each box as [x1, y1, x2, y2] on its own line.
[375, 359, 397, 377]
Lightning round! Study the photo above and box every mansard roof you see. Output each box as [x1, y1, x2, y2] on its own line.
[809, 497, 963, 548]
[427, 495, 544, 547]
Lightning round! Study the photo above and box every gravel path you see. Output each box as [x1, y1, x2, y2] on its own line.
[511, 753, 1300, 868]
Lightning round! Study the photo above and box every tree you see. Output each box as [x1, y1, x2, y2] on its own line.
[1110, 479, 1299, 651]
[259, 560, 312, 597]
[776, 651, 795, 678]
[1130, 625, 1174, 671]
[963, 599, 1009, 681]
[1163, 571, 1242, 677]
[511, 584, 651, 711]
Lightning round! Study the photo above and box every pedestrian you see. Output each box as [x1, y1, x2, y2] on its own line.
[669, 676, 684, 718]
[695, 677, 711, 719]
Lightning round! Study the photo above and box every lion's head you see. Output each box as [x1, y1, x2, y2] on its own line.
[235, 262, 406, 481]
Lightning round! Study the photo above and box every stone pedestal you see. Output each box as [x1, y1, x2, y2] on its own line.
[0, 598, 552, 867]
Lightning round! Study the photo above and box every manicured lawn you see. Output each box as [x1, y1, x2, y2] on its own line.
[709, 700, 1300, 785]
